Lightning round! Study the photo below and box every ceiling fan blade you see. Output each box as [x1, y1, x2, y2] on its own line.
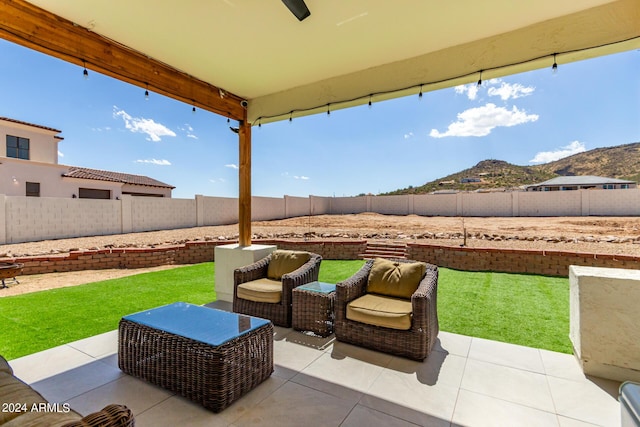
[281, 0, 311, 21]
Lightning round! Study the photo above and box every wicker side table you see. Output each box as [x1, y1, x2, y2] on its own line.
[292, 281, 336, 337]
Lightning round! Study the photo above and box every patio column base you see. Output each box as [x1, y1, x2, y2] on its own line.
[569, 266, 640, 382]
[214, 244, 276, 302]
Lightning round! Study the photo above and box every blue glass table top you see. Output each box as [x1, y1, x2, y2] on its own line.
[122, 302, 270, 347]
[296, 281, 336, 294]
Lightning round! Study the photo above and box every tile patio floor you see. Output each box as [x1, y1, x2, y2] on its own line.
[9, 301, 621, 427]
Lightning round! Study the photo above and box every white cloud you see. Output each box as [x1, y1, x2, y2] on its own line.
[225, 164, 239, 169]
[135, 159, 171, 165]
[91, 127, 111, 132]
[58, 151, 64, 158]
[488, 82, 535, 100]
[454, 84, 479, 100]
[178, 124, 198, 140]
[430, 103, 539, 138]
[113, 106, 176, 142]
[404, 132, 414, 139]
[209, 178, 227, 183]
[529, 141, 587, 164]
[294, 176, 310, 180]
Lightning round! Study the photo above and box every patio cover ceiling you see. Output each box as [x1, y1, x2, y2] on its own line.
[3, 0, 639, 125]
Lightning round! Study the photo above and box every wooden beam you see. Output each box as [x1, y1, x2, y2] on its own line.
[0, 0, 245, 121]
[238, 116, 252, 247]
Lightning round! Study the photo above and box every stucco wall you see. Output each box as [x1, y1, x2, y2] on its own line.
[252, 196, 285, 221]
[0, 120, 59, 164]
[201, 196, 238, 226]
[518, 190, 582, 216]
[285, 196, 312, 218]
[586, 189, 640, 216]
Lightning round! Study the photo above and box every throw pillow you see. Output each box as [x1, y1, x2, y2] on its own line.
[267, 250, 311, 280]
[367, 258, 426, 299]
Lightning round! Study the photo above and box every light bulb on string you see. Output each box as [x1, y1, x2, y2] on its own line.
[419, 84, 423, 100]
[82, 60, 89, 80]
[368, 95, 372, 109]
[144, 83, 149, 100]
[289, 112, 293, 122]
[477, 70, 482, 87]
[552, 54, 558, 74]
[327, 104, 331, 116]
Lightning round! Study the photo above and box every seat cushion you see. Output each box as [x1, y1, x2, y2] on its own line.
[367, 258, 426, 299]
[267, 250, 310, 280]
[346, 294, 413, 330]
[237, 278, 283, 303]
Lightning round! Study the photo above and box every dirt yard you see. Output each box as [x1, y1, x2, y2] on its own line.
[1, 213, 639, 296]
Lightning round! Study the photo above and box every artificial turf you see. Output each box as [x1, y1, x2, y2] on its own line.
[0, 260, 570, 360]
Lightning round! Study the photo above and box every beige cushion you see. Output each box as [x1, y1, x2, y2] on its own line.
[0, 372, 49, 424]
[347, 294, 413, 330]
[366, 258, 426, 299]
[237, 278, 283, 303]
[267, 250, 310, 280]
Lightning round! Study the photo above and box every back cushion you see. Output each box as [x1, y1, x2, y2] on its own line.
[267, 250, 311, 280]
[367, 258, 426, 299]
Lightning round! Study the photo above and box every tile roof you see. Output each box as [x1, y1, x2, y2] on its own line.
[0, 117, 62, 133]
[62, 167, 175, 189]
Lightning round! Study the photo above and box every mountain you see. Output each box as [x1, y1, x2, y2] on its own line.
[384, 142, 640, 195]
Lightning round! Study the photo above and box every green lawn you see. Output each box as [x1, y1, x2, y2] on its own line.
[0, 260, 571, 360]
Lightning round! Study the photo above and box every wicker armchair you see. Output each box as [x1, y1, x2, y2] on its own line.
[233, 250, 322, 327]
[334, 258, 439, 361]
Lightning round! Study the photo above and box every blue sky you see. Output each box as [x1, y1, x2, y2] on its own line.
[1, 39, 638, 199]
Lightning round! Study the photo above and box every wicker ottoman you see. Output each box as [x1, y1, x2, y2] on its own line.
[292, 281, 336, 337]
[118, 302, 273, 412]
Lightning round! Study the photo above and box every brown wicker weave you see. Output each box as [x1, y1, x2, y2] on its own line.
[233, 252, 322, 327]
[63, 404, 135, 427]
[334, 259, 439, 361]
[292, 283, 335, 337]
[118, 317, 273, 413]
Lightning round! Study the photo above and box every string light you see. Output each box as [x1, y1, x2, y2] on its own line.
[192, 101, 196, 113]
[82, 60, 88, 80]
[368, 94, 372, 108]
[289, 112, 293, 122]
[144, 83, 149, 100]
[477, 70, 483, 87]
[327, 104, 331, 116]
[418, 84, 423, 100]
[552, 53, 558, 74]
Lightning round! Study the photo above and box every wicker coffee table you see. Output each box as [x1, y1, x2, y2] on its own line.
[292, 281, 336, 337]
[118, 302, 273, 412]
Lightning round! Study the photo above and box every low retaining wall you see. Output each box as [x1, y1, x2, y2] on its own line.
[2, 240, 639, 277]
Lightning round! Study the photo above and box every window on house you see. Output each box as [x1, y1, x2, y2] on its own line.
[26, 182, 40, 197]
[621, 184, 629, 189]
[6, 135, 30, 160]
[603, 184, 615, 190]
[79, 188, 111, 199]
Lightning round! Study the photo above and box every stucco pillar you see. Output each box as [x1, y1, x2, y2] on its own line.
[569, 266, 640, 382]
[511, 191, 520, 216]
[121, 195, 132, 234]
[195, 194, 205, 226]
[214, 244, 276, 302]
[580, 190, 590, 216]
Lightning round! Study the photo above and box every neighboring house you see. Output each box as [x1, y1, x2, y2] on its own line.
[526, 176, 636, 192]
[0, 117, 174, 199]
